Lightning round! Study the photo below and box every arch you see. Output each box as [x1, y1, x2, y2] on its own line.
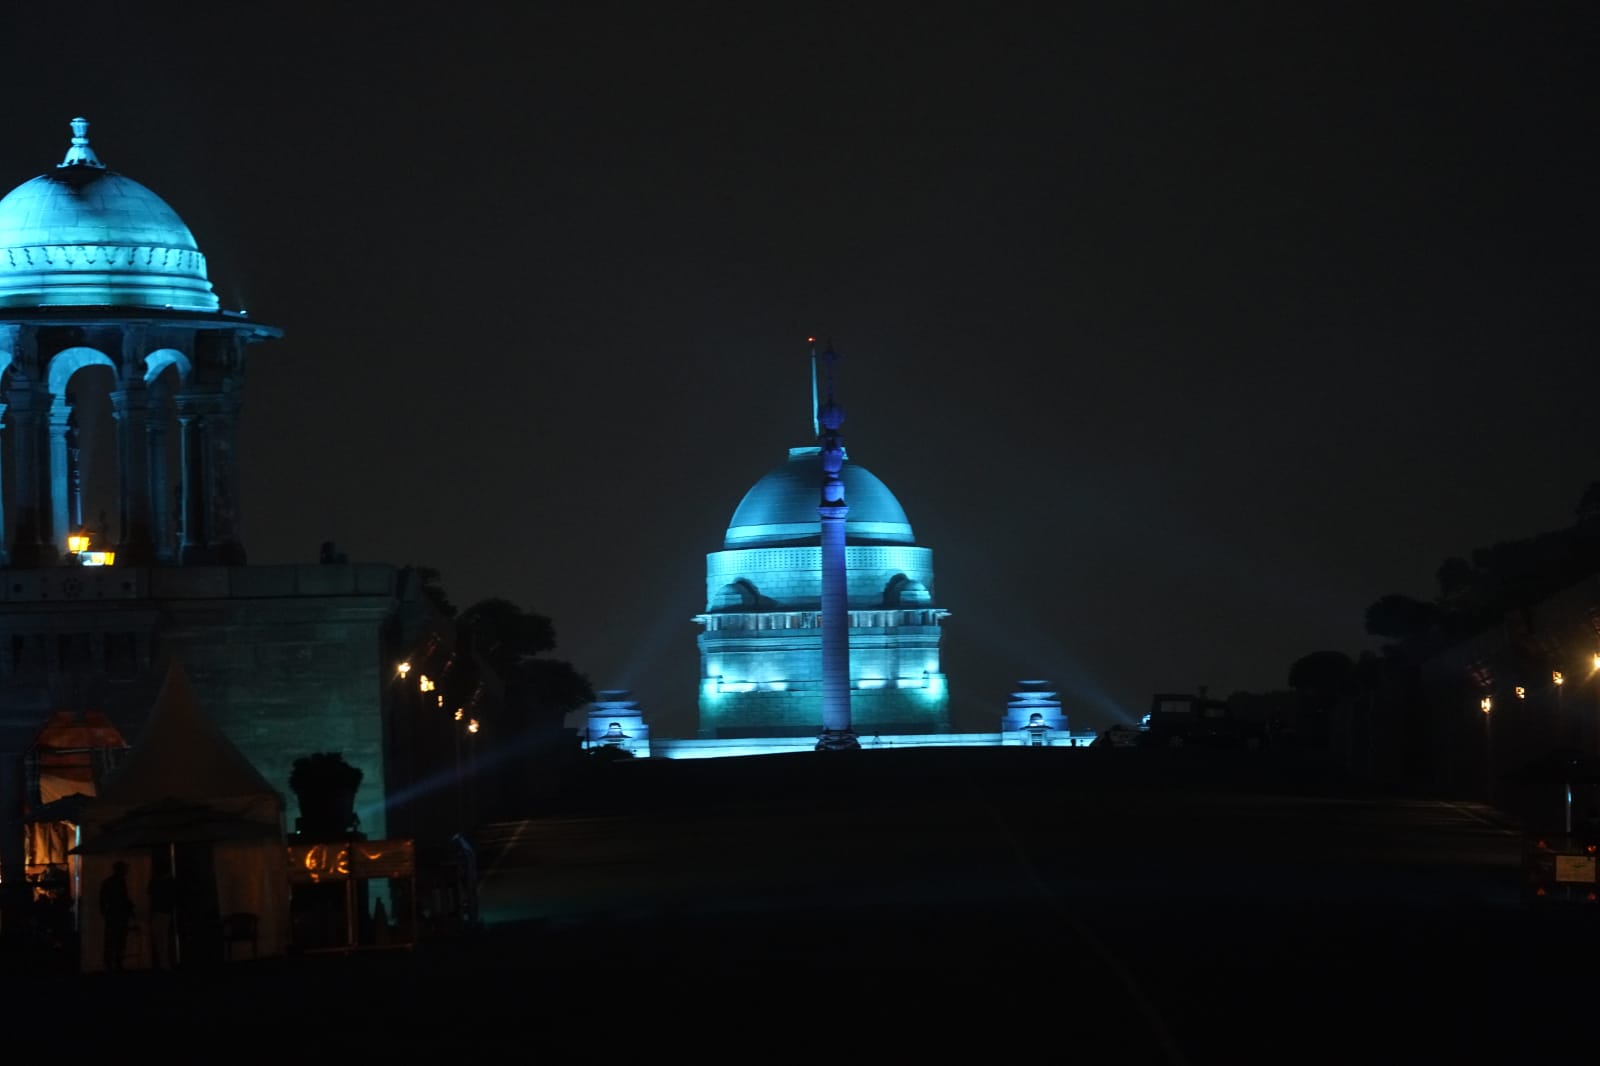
[47, 346, 116, 398]
[883, 574, 932, 607]
[143, 347, 193, 388]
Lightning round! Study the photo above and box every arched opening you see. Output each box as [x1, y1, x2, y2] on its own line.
[48, 347, 120, 556]
[145, 349, 192, 562]
[66, 364, 119, 549]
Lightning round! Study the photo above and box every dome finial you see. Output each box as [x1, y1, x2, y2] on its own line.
[59, 117, 104, 169]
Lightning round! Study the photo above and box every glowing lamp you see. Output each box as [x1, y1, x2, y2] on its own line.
[1480, 696, 1492, 714]
[1553, 670, 1565, 686]
[396, 661, 412, 679]
[1515, 686, 1526, 700]
[453, 708, 464, 721]
[418, 674, 435, 693]
[81, 551, 114, 567]
[66, 533, 90, 553]
[467, 719, 480, 734]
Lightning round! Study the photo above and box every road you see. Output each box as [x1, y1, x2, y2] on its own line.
[12, 745, 1598, 1063]
[463, 746, 1594, 1063]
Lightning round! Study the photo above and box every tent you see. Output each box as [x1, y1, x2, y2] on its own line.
[71, 663, 291, 972]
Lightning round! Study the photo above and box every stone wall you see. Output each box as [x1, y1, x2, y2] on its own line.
[0, 562, 406, 888]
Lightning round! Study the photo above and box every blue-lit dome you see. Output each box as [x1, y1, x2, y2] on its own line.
[725, 446, 915, 548]
[0, 118, 219, 311]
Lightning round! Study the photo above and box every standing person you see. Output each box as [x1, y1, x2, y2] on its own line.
[98, 860, 136, 972]
[148, 861, 178, 970]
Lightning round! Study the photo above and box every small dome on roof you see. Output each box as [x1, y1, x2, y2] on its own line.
[724, 446, 915, 548]
[0, 118, 219, 311]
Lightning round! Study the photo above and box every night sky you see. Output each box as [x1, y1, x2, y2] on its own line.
[0, 3, 1594, 735]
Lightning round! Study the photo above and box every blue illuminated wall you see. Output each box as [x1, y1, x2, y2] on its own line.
[694, 446, 952, 739]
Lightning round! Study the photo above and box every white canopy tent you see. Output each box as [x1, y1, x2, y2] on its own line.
[72, 663, 290, 971]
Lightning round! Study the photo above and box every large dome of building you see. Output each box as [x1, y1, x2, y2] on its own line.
[724, 445, 915, 548]
[0, 118, 219, 311]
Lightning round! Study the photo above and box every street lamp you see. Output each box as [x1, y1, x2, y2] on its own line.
[1481, 693, 1495, 805]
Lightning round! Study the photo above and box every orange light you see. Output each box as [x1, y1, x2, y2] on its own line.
[1515, 686, 1526, 700]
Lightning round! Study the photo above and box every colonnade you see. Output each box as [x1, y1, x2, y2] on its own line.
[0, 318, 269, 568]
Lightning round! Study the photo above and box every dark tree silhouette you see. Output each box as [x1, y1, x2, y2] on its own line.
[1364, 593, 1440, 641]
[413, 565, 458, 618]
[1288, 649, 1355, 701]
[1287, 649, 1356, 747]
[438, 597, 596, 819]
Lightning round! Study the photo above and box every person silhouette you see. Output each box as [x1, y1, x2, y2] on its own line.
[99, 860, 136, 972]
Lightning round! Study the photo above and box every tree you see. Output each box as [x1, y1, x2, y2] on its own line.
[1288, 650, 1356, 748]
[1288, 649, 1356, 702]
[1363, 593, 1440, 641]
[441, 597, 596, 818]
[412, 565, 457, 618]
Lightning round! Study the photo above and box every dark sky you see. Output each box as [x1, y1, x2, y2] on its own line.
[1, 3, 1594, 735]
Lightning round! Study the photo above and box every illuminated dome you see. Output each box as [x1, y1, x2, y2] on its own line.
[0, 118, 219, 311]
[724, 445, 914, 548]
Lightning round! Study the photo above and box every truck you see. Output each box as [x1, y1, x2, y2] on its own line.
[1141, 688, 1267, 750]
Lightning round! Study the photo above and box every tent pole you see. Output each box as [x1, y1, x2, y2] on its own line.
[169, 842, 180, 969]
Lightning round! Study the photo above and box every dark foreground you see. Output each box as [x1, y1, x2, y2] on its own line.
[10, 746, 1600, 1063]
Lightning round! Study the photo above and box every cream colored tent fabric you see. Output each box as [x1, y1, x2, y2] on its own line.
[74, 663, 290, 972]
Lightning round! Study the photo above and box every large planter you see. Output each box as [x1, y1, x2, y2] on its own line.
[288, 753, 364, 837]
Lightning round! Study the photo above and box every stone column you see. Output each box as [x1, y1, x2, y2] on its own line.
[67, 403, 82, 534]
[8, 381, 54, 566]
[814, 349, 857, 751]
[47, 397, 72, 554]
[204, 390, 246, 564]
[176, 398, 206, 563]
[147, 379, 174, 562]
[0, 400, 9, 567]
[111, 382, 155, 563]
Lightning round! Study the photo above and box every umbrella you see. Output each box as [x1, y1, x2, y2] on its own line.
[70, 797, 280, 855]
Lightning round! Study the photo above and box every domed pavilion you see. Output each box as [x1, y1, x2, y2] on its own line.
[693, 365, 952, 741]
[0, 117, 279, 566]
